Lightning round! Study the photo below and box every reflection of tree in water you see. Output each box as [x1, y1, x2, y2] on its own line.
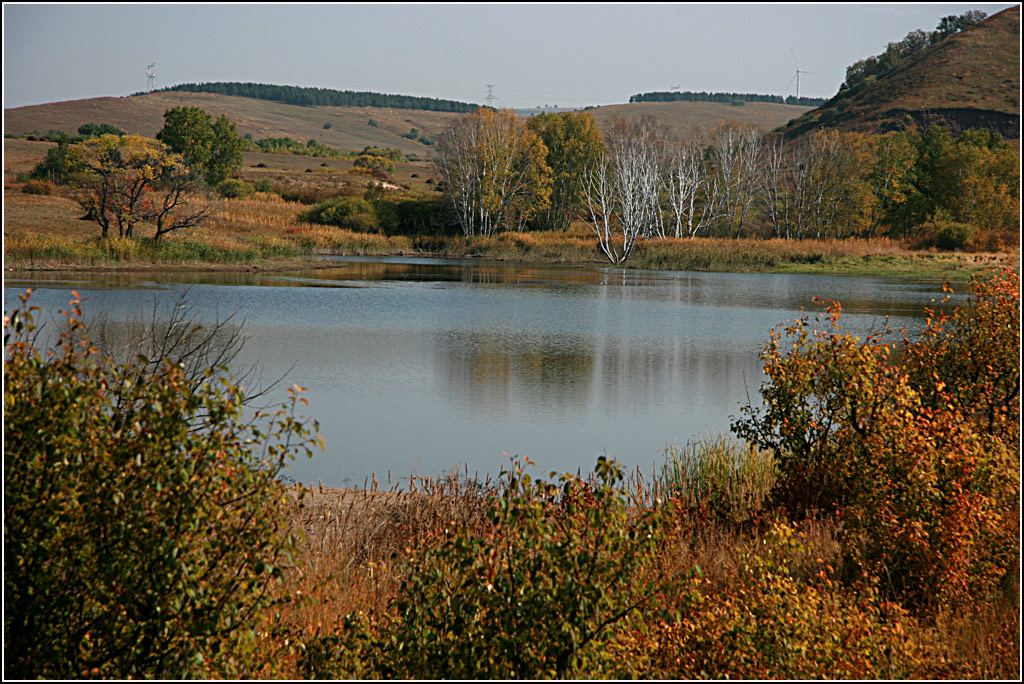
[437, 327, 765, 422]
[437, 330, 595, 416]
[595, 337, 761, 418]
[84, 288, 281, 411]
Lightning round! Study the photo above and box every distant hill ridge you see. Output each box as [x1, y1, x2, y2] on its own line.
[774, 5, 1020, 140]
[142, 82, 482, 113]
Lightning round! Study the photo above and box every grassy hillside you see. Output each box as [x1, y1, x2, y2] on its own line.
[775, 5, 1020, 140]
[585, 100, 813, 140]
[6, 91, 813, 154]
[4, 92, 467, 156]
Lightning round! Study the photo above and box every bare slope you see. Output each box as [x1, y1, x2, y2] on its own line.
[776, 6, 1020, 140]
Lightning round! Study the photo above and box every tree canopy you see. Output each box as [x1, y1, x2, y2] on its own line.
[156, 107, 244, 186]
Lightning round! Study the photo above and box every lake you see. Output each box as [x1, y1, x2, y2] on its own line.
[4, 257, 965, 487]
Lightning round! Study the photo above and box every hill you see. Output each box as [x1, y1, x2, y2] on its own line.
[3, 91, 468, 157]
[775, 5, 1020, 140]
[5, 91, 813, 155]
[585, 101, 813, 141]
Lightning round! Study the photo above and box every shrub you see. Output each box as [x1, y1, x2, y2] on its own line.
[933, 220, 975, 250]
[299, 196, 379, 232]
[352, 154, 395, 174]
[733, 268, 1020, 611]
[623, 523, 931, 679]
[21, 179, 57, 195]
[217, 178, 256, 199]
[4, 291, 321, 678]
[301, 457, 670, 679]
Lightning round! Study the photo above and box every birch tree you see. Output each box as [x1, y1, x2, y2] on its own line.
[666, 133, 717, 238]
[707, 122, 764, 237]
[582, 116, 667, 263]
[434, 108, 551, 237]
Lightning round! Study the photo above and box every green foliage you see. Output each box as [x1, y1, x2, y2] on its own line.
[157, 107, 245, 186]
[733, 268, 1020, 611]
[217, 178, 256, 199]
[252, 136, 341, 158]
[3, 292, 322, 678]
[77, 122, 127, 138]
[352, 154, 395, 174]
[29, 137, 82, 184]
[302, 457, 670, 679]
[930, 216, 975, 250]
[525, 111, 605, 232]
[357, 145, 403, 162]
[299, 196, 379, 232]
[629, 90, 827, 107]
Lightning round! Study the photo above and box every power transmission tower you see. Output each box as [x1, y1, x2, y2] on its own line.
[485, 84, 497, 107]
[146, 63, 156, 92]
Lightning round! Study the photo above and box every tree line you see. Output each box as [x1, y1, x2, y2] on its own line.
[432, 108, 1019, 263]
[840, 10, 987, 92]
[144, 82, 481, 113]
[629, 91, 826, 107]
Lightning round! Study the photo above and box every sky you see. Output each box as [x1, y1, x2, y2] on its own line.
[3, 3, 1019, 111]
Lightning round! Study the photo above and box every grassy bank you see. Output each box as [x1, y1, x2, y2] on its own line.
[4, 187, 1017, 279]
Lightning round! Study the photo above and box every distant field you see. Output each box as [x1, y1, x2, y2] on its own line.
[4, 92, 813, 154]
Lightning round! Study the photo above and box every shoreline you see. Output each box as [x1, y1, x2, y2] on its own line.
[4, 247, 1018, 282]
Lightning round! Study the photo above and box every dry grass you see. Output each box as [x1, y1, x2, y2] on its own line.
[270, 443, 1018, 679]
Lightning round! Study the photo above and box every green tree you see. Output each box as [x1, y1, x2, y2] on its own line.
[157, 107, 244, 186]
[4, 291, 322, 678]
[525, 112, 605, 231]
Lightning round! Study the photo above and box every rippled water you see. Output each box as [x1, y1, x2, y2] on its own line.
[5, 257, 965, 486]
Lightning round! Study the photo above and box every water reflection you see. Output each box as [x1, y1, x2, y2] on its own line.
[5, 257, 967, 486]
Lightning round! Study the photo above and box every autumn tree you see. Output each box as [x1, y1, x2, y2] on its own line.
[434, 108, 552, 237]
[156, 107, 244, 186]
[705, 122, 764, 237]
[525, 112, 605, 232]
[582, 115, 669, 262]
[73, 134, 212, 241]
[760, 130, 875, 239]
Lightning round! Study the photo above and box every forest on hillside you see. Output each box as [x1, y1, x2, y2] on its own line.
[144, 82, 481, 113]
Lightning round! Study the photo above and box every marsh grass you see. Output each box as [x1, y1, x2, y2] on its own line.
[659, 435, 777, 524]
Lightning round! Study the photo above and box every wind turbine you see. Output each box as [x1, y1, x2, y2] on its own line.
[787, 49, 817, 100]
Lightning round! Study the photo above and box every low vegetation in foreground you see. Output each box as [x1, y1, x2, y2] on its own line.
[4, 267, 1018, 679]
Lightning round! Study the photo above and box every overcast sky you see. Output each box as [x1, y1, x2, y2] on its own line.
[3, 3, 1018, 110]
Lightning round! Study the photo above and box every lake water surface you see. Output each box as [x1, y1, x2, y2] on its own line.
[5, 257, 964, 487]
